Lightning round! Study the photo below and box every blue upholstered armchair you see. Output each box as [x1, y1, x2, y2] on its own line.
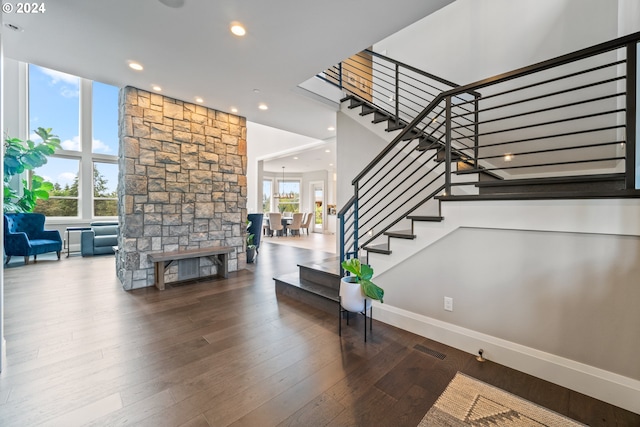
[3, 213, 63, 265]
[247, 213, 264, 250]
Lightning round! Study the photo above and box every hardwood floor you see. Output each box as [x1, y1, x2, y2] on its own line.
[1, 245, 638, 426]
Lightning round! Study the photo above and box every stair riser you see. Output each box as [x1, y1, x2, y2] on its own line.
[299, 266, 341, 290]
[480, 180, 625, 195]
[275, 280, 339, 315]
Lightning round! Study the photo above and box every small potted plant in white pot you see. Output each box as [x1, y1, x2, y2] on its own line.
[340, 258, 384, 312]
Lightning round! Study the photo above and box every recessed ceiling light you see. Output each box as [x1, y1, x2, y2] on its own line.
[504, 153, 514, 162]
[293, 157, 299, 160]
[258, 103, 268, 110]
[230, 22, 246, 36]
[128, 62, 144, 71]
[328, 126, 335, 131]
[158, 0, 185, 8]
[253, 89, 260, 93]
[195, 97, 204, 103]
[152, 85, 162, 92]
[231, 107, 238, 113]
[325, 149, 331, 153]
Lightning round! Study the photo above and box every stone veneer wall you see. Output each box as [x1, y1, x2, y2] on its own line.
[116, 86, 247, 290]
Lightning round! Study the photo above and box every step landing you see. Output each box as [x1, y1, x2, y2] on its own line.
[274, 257, 341, 315]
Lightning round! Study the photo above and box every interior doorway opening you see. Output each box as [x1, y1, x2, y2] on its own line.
[310, 181, 324, 233]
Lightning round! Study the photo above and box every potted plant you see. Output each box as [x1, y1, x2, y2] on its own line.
[340, 258, 384, 312]
[4, 127, 61, 213]
[246, 220, 257, 263]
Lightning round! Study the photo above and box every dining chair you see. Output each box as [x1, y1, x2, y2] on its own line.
[288, 212, 304, 236]
[301, 212, 313, 235]
[268, 212, 284, 237]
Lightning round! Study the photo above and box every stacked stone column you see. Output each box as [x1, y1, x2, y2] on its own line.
[117, 87, 247, 289]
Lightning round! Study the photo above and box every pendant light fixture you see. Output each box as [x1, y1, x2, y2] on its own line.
[273, 166, 294, 200]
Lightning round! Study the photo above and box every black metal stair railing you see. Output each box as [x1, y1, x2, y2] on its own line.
[338, 31, 640, 267]
[319, 49, 464, 126]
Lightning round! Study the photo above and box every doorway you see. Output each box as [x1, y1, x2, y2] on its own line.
[310, 181, 324, 233]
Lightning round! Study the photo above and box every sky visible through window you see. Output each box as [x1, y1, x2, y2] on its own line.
[28, 64, 119, 195]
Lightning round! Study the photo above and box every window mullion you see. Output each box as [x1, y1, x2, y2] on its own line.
[79, 79, 93, 219]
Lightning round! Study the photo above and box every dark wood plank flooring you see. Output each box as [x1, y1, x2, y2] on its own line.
[1, 243, 638, 426]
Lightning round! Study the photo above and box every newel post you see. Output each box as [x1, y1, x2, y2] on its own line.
[625, 42, 638, 189]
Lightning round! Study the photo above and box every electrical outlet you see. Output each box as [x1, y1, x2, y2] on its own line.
[444, 296, 453, 312]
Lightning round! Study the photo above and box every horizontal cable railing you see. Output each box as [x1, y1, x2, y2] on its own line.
[337, 31, 640, 265]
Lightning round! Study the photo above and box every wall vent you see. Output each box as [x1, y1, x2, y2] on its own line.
[414, 344, 447, 360]
[178, 259, 199, 281]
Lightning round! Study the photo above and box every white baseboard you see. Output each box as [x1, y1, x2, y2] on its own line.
[0, 337, 6, 373]
[374, 303, 640, 414]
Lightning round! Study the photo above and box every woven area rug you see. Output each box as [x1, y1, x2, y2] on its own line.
[419, 373, 585, 426]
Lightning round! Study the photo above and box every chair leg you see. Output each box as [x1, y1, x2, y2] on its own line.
[5, 255, 11, 265]
[56, 251, 61, 260]
[24, 256, 29, 264]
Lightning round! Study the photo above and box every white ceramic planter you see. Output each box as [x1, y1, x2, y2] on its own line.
[339, 276, 372, 313]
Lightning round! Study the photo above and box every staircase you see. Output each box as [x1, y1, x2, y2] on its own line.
[275, 30, 640, 315]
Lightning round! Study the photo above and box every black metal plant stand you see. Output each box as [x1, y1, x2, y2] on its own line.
[338, 296, 373, 342]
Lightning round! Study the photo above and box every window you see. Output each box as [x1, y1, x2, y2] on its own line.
[92, 81, 119, 155]
[276, 180, 300, 213]
[28, 64, 80, 151]
[33, 157, 79, 217]
[262, 180, 272, 212]
[93, 162, 118, 216]
[28, 64, 119, 219]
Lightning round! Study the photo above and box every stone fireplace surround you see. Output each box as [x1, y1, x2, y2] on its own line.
[116, 87, 247, 290]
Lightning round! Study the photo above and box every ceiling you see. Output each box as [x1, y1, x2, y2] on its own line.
[2, 0, 452, 144]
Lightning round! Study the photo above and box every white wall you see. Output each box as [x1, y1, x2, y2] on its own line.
[371, 198, 640, 413]
[374, 0, 623, 86]
[618, 0, 640, 37]
[336, 111, 390, 209]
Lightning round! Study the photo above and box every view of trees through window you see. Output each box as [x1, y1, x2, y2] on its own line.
[276, 180, 300, 213]
[264, 178, 301, 213]
[28, 64, 119, 218]
[35, 164, 117, 217]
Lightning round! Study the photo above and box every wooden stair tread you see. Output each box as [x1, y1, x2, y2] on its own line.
[298, 257, 340, 275]
[372, 111, 391, 123]
[363, 243, 391, 255]
[384, 229, 416, 239]
[386, 122, 407, 132]
[359, 105, 377, 116]
[407, 215, 444, 222]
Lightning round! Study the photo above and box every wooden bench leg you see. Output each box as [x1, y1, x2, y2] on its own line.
[154, 261, 166, 290]
[218, 253, 229, 279]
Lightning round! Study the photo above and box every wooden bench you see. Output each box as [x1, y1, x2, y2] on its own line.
[148, 246, 235, 290]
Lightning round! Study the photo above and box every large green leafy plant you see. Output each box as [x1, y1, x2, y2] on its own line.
[4, 127, 61, 213]
[341, 258, 385, 302]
